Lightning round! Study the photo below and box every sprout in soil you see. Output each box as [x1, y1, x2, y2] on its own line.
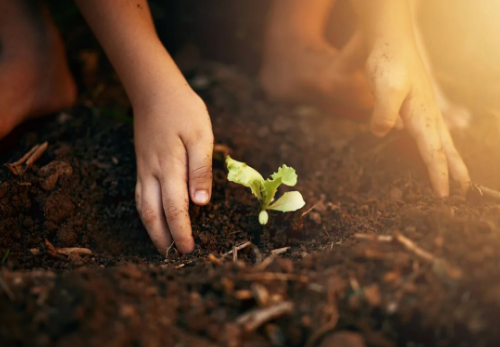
[226, 156, 306, 225]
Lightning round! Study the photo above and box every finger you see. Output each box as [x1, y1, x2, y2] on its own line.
[404, 102, 450, 197]
[135, 179, 142, 212]
[140, 178, 173, 255]
[437, 116, 470, 191]
[187, 134, 214, 205]
[370, 88, 405, 137]
[161, 175, 194, 254]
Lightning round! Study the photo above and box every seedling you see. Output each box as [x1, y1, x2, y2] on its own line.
[226, 156, 306, 225]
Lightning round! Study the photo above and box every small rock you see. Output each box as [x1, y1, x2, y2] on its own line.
[319, 332, 366, 347]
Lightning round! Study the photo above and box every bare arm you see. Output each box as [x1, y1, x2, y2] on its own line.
[75, 0, 187, 108]
[75, 0, 214, 254]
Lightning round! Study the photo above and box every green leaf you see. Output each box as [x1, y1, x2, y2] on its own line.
[226, 156, 264, 200]
[267, 191, 306, 212]
[271, 165, 297, 186]
[261, 165, 298, 209]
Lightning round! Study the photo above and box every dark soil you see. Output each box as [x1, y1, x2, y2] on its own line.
[2, 1, 500, 347]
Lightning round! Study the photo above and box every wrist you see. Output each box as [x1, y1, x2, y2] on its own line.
[123, 48, 196, 111]
[353, 0, 416, 49]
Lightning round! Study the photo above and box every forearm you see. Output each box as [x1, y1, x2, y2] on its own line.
[75, 0, 190, 109]
[350, 0, 416, 49]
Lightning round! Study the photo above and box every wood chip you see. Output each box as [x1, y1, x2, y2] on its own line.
[236, 301, 294, 333]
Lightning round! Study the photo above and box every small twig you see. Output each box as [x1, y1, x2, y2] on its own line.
[4, 142, 48, 175]
[241, 272, 308, 283]
[233, 246, 238, 262]
[255, 246, 290, 271]
[57, 248, 92, 256]
[165, 242, 175, 258]
[1, 249, 10, 264]
[251, 244, 263, 264]
[236, 301, 294, 333]
[0, 275, 14, 300]
[5, 145, 39, 174]
[355, 232, 462, 280]
[468, 182, 500, 203]
[355, 232, 433, 262]
[270, 247, 290, 256]
[300, 202, 319, 218]
[25, 142, 48, 170]
[393, 232, 434, 262]
[354, 233, 394, 242]
[255, 256, 276, 271]
[323, 226, 331, 237]
[223, 241, 251, 258]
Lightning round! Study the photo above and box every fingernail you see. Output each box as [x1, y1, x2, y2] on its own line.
[194, 190, 209, 204]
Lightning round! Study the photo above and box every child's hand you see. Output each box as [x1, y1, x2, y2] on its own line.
[365, 42, 470, 196]
[74, 0, 214, 254]
[133, 87, 213, 254]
